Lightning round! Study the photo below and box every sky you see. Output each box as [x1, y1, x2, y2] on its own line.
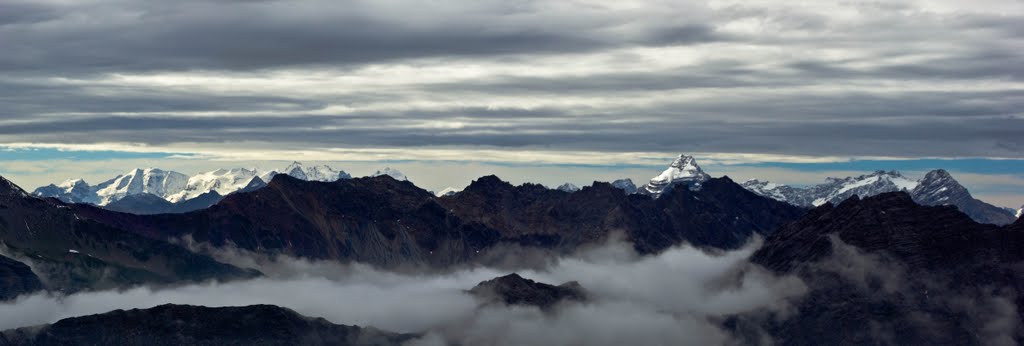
[0, 0, 1021, 207]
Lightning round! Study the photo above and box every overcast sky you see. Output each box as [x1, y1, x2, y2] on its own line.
[0, 0, 1022, 206]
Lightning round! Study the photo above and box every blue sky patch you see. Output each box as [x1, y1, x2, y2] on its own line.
[732, 159, 1024, 175]
[0, 147, 185, 161]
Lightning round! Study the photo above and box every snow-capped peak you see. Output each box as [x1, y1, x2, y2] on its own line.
[611, 178, 637, 194]
[436, 187, 461, 197]
[372, 167, 408, 181]
[1015, 205, 1022, 219]
[58, 178, 88, 188]
[33, 161, 355, 207]
[639, 154, 710, 197]
[652, 155, 705, 184]
[93, 168, 189, 205]
[282, 162, 351, 182]
[556, 183, 580, 192]
[166, 167, 259, 203]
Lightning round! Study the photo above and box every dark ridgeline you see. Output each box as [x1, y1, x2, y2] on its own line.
[69, 174, 805, 268]
[740, 192, 1024, 346]
[0, 304, 414, 346]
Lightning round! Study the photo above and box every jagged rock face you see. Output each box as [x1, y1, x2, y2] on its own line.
[745, 192, 1024, 345]
[0, 304, 413, 346]
[0, 177, 256, 293]
[468, 273, 587, 310]
[0, 255, 43, 301]
[910, 169, 1016, 225]
[638, 155, 710, 197]
[71, 174, 804, 269]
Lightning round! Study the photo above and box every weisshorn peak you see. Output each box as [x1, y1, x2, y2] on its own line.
[638, 154, 710, 197]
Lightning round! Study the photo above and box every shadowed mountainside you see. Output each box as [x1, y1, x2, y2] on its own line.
[71, 174, 806, 268]
[0, 304, 414, 346]
[740, 192, 1024, 345]
[0, 177, 257, 297]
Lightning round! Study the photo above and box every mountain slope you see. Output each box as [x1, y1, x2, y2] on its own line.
[0, 255, 43, 301]
[744, 192, 1024, 345]
[0, 176, 256, 293]
[0, 304, 413, 346]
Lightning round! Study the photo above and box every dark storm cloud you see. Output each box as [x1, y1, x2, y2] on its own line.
[3, 87, 1020, 159]
[0, 0, 1022, 160]
[0, 0, 718, 75]
[0, 80, 326, 116]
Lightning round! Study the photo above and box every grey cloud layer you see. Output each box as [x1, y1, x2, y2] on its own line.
[0, 0, 1022, 159]
[0, 240, 806, 346]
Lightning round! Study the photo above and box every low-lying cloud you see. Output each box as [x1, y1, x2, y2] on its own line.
[0, 238, 806, 345]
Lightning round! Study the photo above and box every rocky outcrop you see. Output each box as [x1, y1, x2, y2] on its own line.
[468, 273, 587, 310]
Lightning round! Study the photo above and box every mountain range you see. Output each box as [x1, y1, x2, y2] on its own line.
[31, 154, 1015, 226]
[2, 154, 1023, 345]
[741, 168, 1017, 225]
[31, 162, 407, 214]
